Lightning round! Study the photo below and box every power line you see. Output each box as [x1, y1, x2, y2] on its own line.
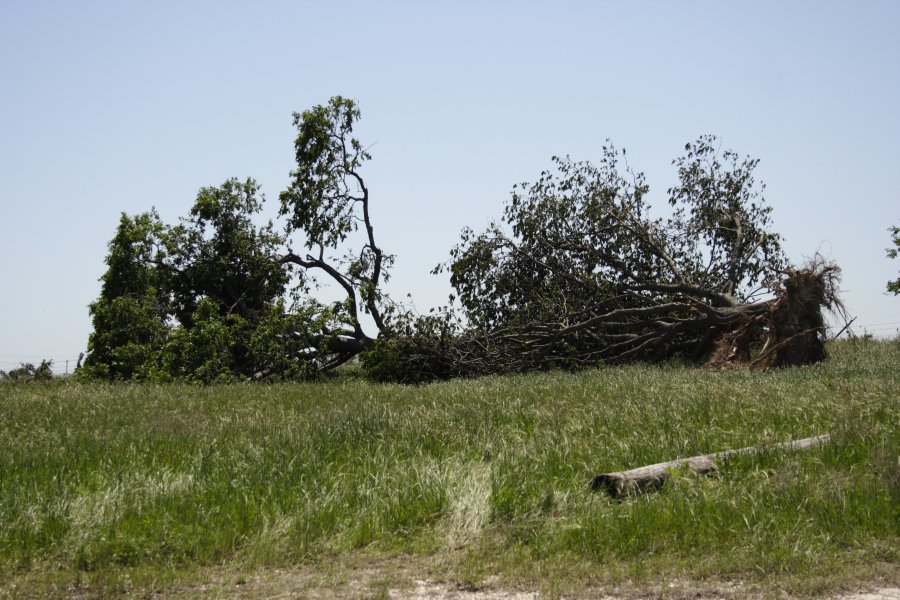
[0, 353, 83, 357]
[0, 358, 82, 364]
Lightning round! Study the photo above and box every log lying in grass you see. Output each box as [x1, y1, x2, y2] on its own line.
[590, 434, 831, 498]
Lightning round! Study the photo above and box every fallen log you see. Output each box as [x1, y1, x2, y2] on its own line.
[590, 434, 830, 498]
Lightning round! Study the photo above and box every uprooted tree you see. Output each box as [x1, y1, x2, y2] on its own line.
[82, 96, 844, 383]
[364, 137, 845, 382]
[82, 97, 392, 382]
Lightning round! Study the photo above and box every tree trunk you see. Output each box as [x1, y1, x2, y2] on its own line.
[590, 434, 830, 498]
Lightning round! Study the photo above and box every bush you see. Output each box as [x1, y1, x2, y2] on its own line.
[362, 313, 460, 384]
[0, 360, 54, 383]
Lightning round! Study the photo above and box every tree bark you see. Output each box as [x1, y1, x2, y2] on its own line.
[590, 434, 830, 497]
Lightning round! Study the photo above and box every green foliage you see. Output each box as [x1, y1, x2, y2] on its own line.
[246, 299, 334, 381]
[159, 300, 247, 383]
[82, 182, 307, 383]
[280, 96, 370, 250]
[668, 135, 787, 299]
[80, 293, 171, 380]
[279, 96, 393, 333]
[887, 224, 900, 295]
[362, 311, 461, 384]
[444, 137, 787, 332]
[444, 146, 648, 330]
[0, 360, 54, 382]
[167, 178, 289, 325]
[95, 210, 169, 301]
[82, 211, 171, 380]
[83, 97, 392, 383]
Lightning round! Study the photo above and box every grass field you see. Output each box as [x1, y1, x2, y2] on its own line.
[1, 339, 897, 598]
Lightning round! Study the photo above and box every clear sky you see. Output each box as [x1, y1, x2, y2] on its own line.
[1, 1, 898, 372]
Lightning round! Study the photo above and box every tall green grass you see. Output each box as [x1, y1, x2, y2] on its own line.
[1, 339, 897, 595]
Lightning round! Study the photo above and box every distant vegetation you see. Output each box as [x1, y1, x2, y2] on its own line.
[0, 360, 53, 383]
[2, 339, 897, 597]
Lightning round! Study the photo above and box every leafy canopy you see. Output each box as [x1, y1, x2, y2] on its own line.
[443, 136, 787, 332]
[82, 97, 391, 383]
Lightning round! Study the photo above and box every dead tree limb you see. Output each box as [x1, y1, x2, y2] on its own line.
[590, 434, 830, 498]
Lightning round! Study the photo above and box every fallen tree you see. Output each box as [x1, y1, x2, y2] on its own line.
[366, 138, 846, 382]
[590, 434, 831, 498]
[454, 258, 845, 374]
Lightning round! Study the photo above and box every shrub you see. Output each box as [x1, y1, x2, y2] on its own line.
[1, 360, 54, 383]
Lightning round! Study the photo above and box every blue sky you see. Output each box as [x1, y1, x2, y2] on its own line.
[1, 1, 898, 371]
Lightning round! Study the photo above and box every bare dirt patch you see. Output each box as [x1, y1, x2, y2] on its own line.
[387, 583, 900, 600]
[840, 588, 900, 600]
[166, 559, 899, 600]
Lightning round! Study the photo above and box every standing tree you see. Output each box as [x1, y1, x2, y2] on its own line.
[278, 96, 393, 368]
[81, 211, 171, 380]
[156, 177, 299, 381]
[82, 97, 393, 381]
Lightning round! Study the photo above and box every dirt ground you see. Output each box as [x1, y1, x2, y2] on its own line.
[186, 578, 900, 600]
[389, 581, 900, 600]
[388, 585, 899, 600]
[174, 562, 900, 600]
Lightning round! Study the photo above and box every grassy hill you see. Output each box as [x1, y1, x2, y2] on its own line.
[1, 339, 897, 598]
